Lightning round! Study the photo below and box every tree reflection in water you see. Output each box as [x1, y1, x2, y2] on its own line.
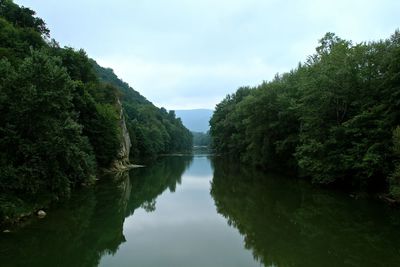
[0, 156, 193, 267]
[210, 157, 400, 267]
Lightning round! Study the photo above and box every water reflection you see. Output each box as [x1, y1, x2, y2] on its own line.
[2, 155, 400, 267]
[210, 157, 400, 267]
[0, 156, 192, 267]
[0, 174, 131, 267]
[126, 156, 193, 215]
[99, 155, 259, 267]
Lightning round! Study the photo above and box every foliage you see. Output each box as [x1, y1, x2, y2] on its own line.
[192, 131, 211, 147]
[92, 61, 193, 161]
[210, 31, 400, 193]
[0, 50, 96, 202]
[0, 0, 49, 37]
[0, 1, 192, 220]
[389, 127, 400, 198]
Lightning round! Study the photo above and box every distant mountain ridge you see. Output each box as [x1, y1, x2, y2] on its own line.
[175, 109, 213, 133]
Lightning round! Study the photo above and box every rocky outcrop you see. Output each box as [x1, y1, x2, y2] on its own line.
[110, 99, 132, 171]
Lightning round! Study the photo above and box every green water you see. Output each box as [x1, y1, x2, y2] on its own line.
[1, 155, 400, 267]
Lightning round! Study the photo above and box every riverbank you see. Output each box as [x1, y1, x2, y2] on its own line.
[0, 163, 145, 231]
[0, 197, 51, 232]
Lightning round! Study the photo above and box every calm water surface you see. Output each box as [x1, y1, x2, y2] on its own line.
[1, 155, 400, 266]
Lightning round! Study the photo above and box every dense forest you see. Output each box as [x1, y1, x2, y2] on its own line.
[0, 0, 192, 222]
[192, 132, 211, 147]
[210, 31, 400, 199]
[92, 61, 192, 159]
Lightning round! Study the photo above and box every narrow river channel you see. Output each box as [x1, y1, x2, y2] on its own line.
[1, 154, 400, 266]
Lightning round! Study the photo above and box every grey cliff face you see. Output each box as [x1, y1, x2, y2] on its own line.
[112, 99, 132, 170]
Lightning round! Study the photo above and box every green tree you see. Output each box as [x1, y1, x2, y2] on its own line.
[389, 126, 400, 198]
[210, 30, 400, 193]
[0, 50, 96, 203]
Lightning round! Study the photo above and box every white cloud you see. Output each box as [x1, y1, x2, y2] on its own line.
[15, 0, 400, 109]
[97, 55, 280, 109]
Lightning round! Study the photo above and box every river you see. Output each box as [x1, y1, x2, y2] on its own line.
[1, 154, 400, 266]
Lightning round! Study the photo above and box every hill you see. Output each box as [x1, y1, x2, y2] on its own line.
[0, 0, 192, 224]
[92, 61, 193, 160]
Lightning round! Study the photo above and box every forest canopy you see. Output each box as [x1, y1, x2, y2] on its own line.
[0, 0, 192, 221]
[210, 31, 400, 198]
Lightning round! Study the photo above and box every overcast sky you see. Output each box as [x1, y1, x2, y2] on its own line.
[15, 0, 400, 110]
